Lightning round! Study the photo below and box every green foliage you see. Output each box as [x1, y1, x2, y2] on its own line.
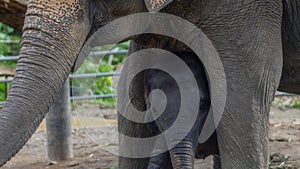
[292, 100, 300, 108]
[0, 23, 21, 101]
[0, 61, 17, 69]
[71, 42, 129, 108]
[71, 61, 116, 108]
[272, 96, 300, 108]
[269, 154, 298, 169]
[0, 83, 6, 101]
[0, 22, 21, 57]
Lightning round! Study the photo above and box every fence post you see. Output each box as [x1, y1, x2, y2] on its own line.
[46, 79, 73, 161]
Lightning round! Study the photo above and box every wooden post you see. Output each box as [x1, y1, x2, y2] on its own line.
[46, 79, 73, 161]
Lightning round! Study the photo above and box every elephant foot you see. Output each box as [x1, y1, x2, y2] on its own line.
[147, 152, 173, 169]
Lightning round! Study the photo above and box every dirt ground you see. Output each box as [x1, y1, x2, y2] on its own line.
[2, 106, 300, 169]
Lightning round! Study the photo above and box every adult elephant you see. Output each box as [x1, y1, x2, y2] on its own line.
[0, 0, 299, 169]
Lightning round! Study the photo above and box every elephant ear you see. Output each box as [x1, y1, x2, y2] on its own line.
[144, 0, 174, 12]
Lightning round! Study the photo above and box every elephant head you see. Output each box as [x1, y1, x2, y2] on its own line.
[0, 0, 152, 166]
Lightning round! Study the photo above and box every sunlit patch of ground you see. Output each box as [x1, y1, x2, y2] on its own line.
[3, 105, 300, 169]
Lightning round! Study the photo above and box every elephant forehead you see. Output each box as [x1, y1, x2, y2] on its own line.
[150, 0, 168, 8]
[28, 0, 86, 20]
[146, 0, 175, 12]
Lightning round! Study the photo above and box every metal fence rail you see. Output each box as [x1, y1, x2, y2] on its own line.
[0, 40, 20, 44]
[0, 50, 128, 105]
[0, 72, 122, 83]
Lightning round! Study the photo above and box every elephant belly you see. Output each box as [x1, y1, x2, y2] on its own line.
[279, 0, 300, 94]
[278, 54, 300, 95]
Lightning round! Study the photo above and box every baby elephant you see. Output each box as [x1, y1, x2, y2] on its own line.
[145, 52, 220, 169]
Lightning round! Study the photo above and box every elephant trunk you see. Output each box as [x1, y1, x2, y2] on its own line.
[169, 141, 195, 169]
[0, 1, 90, 166]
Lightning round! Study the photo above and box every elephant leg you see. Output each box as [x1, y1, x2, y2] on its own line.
[213, 155, 222, 169]
[148, 152, 173, 169]
[146, 52, 211, 169]
[195, 131, 220, 168]
[191, 1, 283, 168]
[145, 115, 173, 169]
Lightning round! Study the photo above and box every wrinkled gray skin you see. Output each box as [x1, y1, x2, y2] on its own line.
[0, 0, 299, 168]
[143, 52, 218, 168]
